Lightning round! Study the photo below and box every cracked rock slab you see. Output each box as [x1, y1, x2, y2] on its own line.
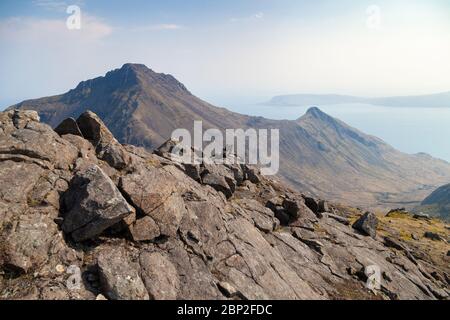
[97, 247, 149, 300]
[62, 165, 135, 241]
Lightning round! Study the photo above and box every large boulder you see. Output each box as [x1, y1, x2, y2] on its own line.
[0, 112, 80, 275]
[62, 165, 135, 241]
[201, 172, 233, 198]
[119, 167, 185, 237]
[54, 118, 83, 137]
[2, 211, 61, 273]
[282, 196, 315, 220]
[201, 163, 237, 198]
[76, 111, 130, 170]
[11, 110, 40, 129]
[0, 115, 78, 170]
[243, 165, 260, 184]
[119, 167, 177, 214]
[352, 212, 378, 238]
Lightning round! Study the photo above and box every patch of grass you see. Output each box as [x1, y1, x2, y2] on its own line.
[26, 197, 42, 207]
[377, 211, 449, 271]
[385, 210, 410, 219]
[146, 157, 161, 168]
[399, 230, 413, 242]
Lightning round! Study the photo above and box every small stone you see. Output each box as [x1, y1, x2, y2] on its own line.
[414, 213, 431, 220]
[55, 264, 65, 274]
[386, 208, 408, 217]
[424, 232, 444, 242]
[383, 271, 393, 282]
[384, 237, 406, 251]
[266, 197, 283, 212]
[96, 294, 108, 300]
[318, 200, 329, 213]
[218, 281, 238, 298]
[347, 267, 357, 276]
[324, 213, 350, 226]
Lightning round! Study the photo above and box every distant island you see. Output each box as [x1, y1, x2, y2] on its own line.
[267, 91, 450, 108]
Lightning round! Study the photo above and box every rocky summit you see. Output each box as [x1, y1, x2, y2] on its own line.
[0, 110, 449, 300]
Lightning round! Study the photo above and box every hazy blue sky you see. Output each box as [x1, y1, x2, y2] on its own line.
[1, 0, 450, 108]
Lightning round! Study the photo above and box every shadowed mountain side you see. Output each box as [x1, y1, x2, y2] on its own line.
[414, 184, 450, 221]
[9, 64, 450, 209]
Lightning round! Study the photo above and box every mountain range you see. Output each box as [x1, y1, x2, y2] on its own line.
[268, 92, 450, 108]
[8, 63, 450, 209]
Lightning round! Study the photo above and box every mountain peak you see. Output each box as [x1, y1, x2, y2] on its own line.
[303, 106, 336, 124]
[120, 63, 154, 74]
[69, 63, 190, 99]
[117, 63, 190, 94]
[306, 106, 324, 116]
[122, 63, 150, 69]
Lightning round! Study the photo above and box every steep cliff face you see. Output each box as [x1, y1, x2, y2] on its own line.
[0, 110, 448, 300]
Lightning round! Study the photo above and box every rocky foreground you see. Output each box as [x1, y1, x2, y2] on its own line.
[0, 110, 449, 300]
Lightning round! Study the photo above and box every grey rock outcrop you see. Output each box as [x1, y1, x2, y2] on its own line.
[54, 118, 83, 137]
[76, 111, 130, 170]
[62, 165, 135, 241]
